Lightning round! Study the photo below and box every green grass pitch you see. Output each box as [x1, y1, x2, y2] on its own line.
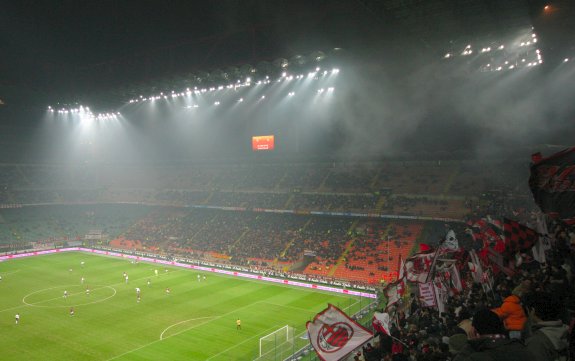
[0, 252, 367, 360]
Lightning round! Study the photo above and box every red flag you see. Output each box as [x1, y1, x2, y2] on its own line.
[503, 218, 539, 254]
[529, 146, 575, 223]
[307, 304, 373, 361]
[419, 243, 432, 252]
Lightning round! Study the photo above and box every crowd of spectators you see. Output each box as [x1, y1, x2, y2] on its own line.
[0, 160, 531, 221]
[349, 219, 575, 361]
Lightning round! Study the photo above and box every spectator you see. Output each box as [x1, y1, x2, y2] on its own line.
[491, 288, 527, 339]
[454, 309, 536, 361]
[525, 292, 569, 361]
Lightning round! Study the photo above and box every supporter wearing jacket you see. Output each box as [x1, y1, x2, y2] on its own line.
[524, 292, 569, 361]
[454, 309, 536, 361]
[491, 291, 526, 337]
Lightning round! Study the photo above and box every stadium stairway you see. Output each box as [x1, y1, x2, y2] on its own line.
[283, 193, 295, 209]
[274, 171, 288, 191]
[441, 164, 460, 196]
[317, 169, 332, 192]
[203, 191, 215, 204]
[229, 228, 250, 253]
[374, 196, 387, 212]
[328, 219, 359, 277]
[370, 168, 382, 189]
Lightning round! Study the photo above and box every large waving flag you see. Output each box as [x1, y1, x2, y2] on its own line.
[372, 312, 391, 335]
[404, 252, 434, 283]
[529, 147, 575, 224]
[307, 304, 373, 361]
[384, 281, 402, 310]
[503, 218, 539, 254]
[468, 219, 506, 253]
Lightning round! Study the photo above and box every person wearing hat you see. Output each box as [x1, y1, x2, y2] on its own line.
[453, 309, 536, 361]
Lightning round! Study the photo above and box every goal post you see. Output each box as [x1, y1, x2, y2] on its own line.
[258, 325, 295, 359]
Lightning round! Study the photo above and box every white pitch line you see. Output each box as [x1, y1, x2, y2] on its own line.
[159, 316, 217, 340]
[204, 325, 279, 361]
[105, 301, 269, 361]
[0, 267, 182, 314]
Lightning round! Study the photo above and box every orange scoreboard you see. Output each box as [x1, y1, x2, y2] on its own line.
[252, 135, 275, 151]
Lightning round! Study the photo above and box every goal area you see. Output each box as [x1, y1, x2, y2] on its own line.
[255, 325, 298, 361]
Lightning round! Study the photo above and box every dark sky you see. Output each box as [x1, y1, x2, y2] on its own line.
[1, 0, 552, 97]
[1, 1, 382, 95]
[0, 1, 574, 163]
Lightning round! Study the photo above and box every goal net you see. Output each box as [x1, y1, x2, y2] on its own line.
[256, 325, 296, 360]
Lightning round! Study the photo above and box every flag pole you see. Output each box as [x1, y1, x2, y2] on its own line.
[424, 238, 446, 283]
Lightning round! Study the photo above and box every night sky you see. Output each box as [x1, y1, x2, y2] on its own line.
[0, 1, 574, 162]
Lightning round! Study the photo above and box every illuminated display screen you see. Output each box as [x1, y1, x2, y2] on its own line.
[252, 135, 275, 151]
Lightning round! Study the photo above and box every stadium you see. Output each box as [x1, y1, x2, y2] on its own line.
[1, 1, 574, 360]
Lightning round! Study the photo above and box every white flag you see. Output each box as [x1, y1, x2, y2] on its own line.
[372, 312, 391, 335]
[468, 249, 484, 284]
[307, 304, 373, 361]
[384, 282, 402, 310]
[433, 278, 449, 315]
[446, 264, 463, 293]
[532, 235, 551, 263]
[442, 230, 460, 252]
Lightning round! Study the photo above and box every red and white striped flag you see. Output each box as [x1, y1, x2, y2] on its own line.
[307, 304, 373, 361]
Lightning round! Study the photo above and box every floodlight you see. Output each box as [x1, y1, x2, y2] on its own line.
[310, 51, 325, 62]
[273, 58, 289, 69]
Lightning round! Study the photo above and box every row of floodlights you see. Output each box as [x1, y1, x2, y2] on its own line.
[128, 68, 340, 104]
[482, 56, 543, 71]
[444, 34, 538, 59]
[48, 87, 336, 115]
[182, 88, 335, 107]
[47, 106, 121, 119]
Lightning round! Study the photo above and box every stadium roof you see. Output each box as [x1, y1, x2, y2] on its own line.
[1, 1, 573, 105]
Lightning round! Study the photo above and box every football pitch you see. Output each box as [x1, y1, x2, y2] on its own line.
[0, 252, 367, 360]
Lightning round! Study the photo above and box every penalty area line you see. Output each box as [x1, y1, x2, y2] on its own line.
[159, 316, 217, 340]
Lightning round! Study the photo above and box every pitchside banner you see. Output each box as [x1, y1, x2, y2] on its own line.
[252, 135, 275, 151]
[529, 147, 575, 223]
[307, 304, 373, 361]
